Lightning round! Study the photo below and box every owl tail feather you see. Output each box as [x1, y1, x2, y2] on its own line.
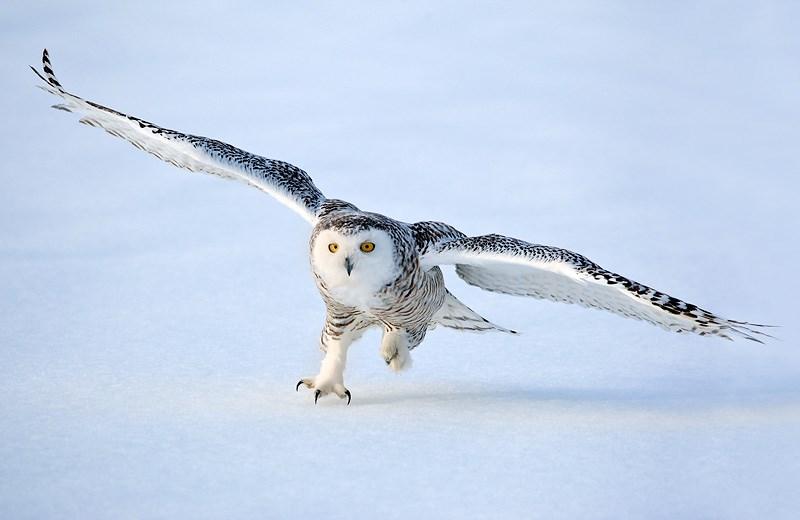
[430, 290, 517, 335]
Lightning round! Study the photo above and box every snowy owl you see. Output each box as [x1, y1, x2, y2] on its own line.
[32, 50, 771, 404]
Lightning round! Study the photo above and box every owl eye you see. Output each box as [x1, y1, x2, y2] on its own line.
[328, 243, 339, 253]
[360, 241, 375, 253]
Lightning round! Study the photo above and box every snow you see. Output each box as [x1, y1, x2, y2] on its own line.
[2, 1, 800, 518]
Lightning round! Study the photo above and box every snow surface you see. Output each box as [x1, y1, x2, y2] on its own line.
[2, 1, 800, 518]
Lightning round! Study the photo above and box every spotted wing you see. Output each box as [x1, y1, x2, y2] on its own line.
[31, 49, 325, 224]
[419, 232, 772, 342]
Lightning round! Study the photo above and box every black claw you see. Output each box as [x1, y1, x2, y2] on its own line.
[296, 380, 303, 392]
[344, 389, 351, 405]
[314, 389, 321, 404]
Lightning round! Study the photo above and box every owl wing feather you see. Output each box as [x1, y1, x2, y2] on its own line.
[418, 231, 773, 342]
[31, 49, 325, 224]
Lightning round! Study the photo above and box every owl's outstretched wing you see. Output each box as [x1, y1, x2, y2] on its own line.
[418, 230, 773, 342]
[31, 49, 326, 224]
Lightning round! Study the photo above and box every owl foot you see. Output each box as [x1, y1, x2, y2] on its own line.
[379, 331, 413, 373]
[296, 378, 351, 405]
[382, 344, 412, 373]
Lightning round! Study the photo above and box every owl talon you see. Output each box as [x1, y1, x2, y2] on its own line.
[296, 378, 314, 391]
[296, 377, 349, 404]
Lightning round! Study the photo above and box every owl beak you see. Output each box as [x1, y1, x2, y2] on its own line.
[344, 256, 354, 276]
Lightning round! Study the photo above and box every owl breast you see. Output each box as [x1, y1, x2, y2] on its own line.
[326, 281, 385, 310]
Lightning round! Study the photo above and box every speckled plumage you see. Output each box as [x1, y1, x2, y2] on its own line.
[33, 49, 772, 404]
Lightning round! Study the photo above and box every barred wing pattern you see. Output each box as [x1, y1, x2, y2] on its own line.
[31, 49, 325, 224]
[420, 233, 772, 342]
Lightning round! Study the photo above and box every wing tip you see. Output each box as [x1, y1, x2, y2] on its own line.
[30, 63, 48, 84]
[729, 319, 779, 329]
[720, 320, 778, 344]
[32, 47, 64, 90]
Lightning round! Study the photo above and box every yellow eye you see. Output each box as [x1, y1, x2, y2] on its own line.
[360, 241, 375, 253]
[328, 243, 339, 253]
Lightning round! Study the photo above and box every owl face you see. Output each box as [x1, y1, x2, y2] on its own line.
[311, 227, 400, 306]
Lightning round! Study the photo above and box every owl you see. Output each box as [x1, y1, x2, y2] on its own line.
[32, 50, 771, 404]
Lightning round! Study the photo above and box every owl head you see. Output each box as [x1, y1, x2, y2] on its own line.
[310, 214, 410, 300]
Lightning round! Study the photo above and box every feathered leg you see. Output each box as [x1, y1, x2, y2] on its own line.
[297, 315, 366, 404]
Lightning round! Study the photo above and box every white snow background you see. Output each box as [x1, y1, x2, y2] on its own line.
[2, 1, 799, 518]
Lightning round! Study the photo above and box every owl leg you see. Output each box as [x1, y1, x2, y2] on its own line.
[296, 329, 357, 404]
[380, 329, 413, 372]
